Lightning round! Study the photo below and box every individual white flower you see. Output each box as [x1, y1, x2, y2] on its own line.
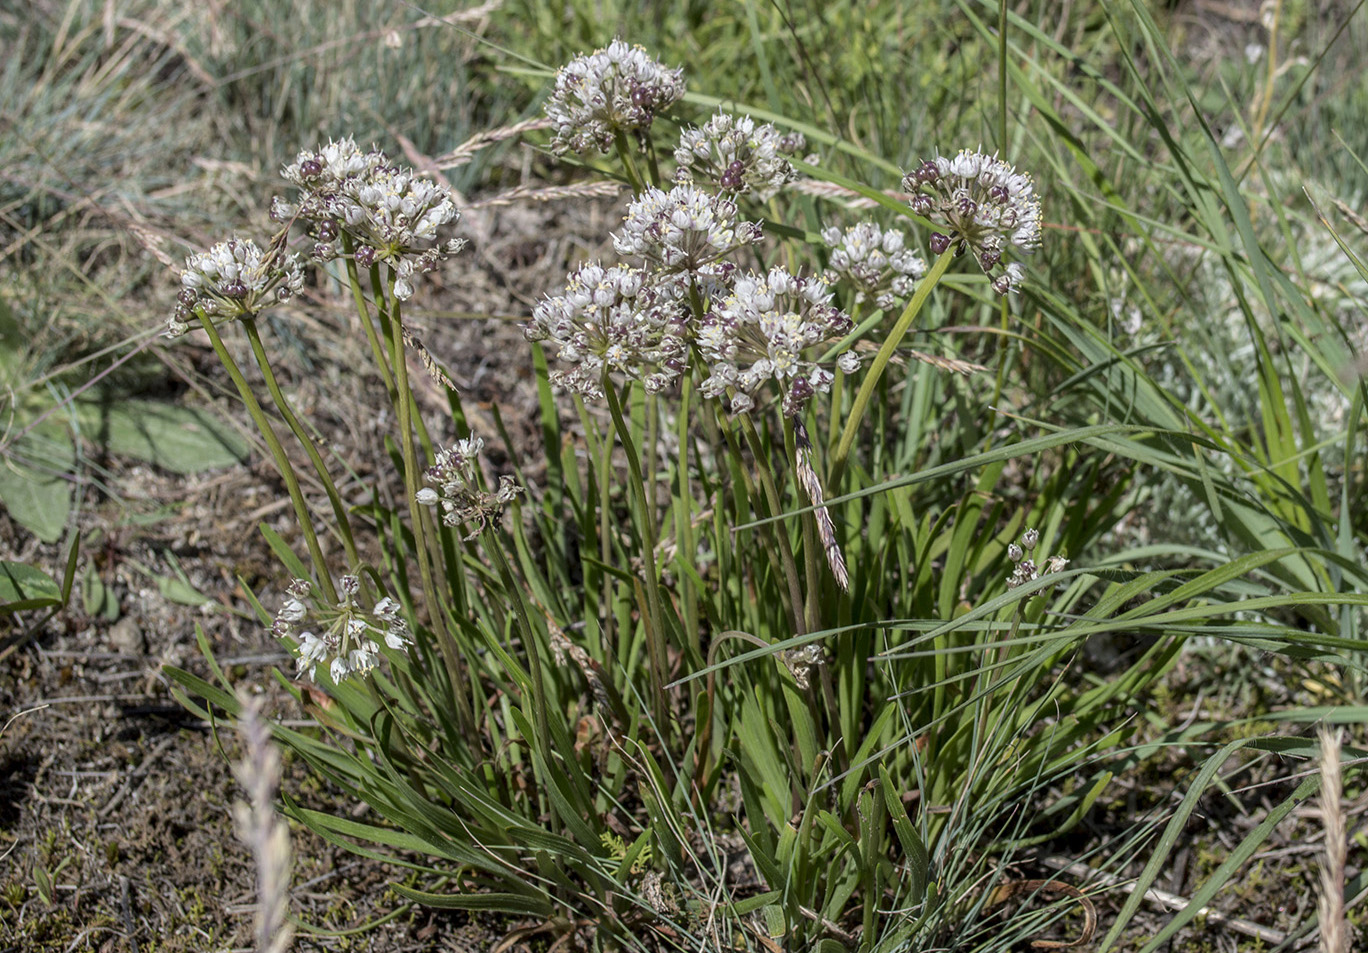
[271, 576, 410, 683]
[696, 266, 855, 416]
[169, 238, 305, 337]
[903, 148, 1042, 295]
[416, 435, 523, 537]
[612, 185, 763, 284]
[820, 222, 927, 311]
[545, 40, 685, 155]
[526, 262, 690, 398]
[673, 111, 800, 200]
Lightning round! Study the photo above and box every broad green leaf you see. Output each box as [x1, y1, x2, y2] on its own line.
[0, 429, 76, 542]
[76, 398, 248, 473]
[0, 561, 62, 612]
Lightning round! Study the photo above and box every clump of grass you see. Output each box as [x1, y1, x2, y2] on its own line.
[134, 2, 1368, 951]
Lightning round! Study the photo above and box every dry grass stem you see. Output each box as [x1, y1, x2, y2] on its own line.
[470, 180, 623, 209]
[1318, 726, 1351, 953]
[438, 117, 555, 169]
[793, 420, 849, 590]
[232, 691, 295, 953]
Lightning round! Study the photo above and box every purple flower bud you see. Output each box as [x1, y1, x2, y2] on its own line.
[317, 220, 338, 242]
[177, 287, 198, 306]
[929, 232, 951, 254]
[223, 279, 249, 300]
[978, 248, 1000, 271]
[354, 245, 376, 267]
[990, 184, 1009, 203]
[300, 158, 322, 179]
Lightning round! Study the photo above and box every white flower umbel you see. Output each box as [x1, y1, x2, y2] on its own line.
[170, 238, 305, 337]
[696, 266, 856, 416]
[820, 222, 927, 311]
[416, 435, 523, 538]
[272, 139, 465, 298]
[674, 111, 800, 200]
[903, 148, 1042, 295]
[545, 40, 685, 156]
[525, 262, 690, 399]
[612, 184, 764, 285]
[272, 576, 412, 683]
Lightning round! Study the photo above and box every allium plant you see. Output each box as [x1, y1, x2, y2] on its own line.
[159, 41, 1234, 953]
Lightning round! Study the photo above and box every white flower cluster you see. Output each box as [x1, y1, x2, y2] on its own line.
[674, 111, 801, 200]
[271, 137, 465, 299]
[820, 222, 927, 311]
[1005, 527, 1069, 590]
[696, 267, 857, 416]
[525, 262, 690, 398]
[169, 238, 305, 338]
[416, 436, 522, 537]
[612, 184, 764, 284]
[903, 149, 1042, 295]
[545, 40, 685, 156]
[273, 575, 412, 683]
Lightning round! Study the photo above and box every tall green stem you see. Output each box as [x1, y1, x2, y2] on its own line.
[197, 312, 336, 602]
[603, 379, 670, 735]
[384, 275, 475, 738]
[241, 318, 359, 569]
[830, 249, 954, 487]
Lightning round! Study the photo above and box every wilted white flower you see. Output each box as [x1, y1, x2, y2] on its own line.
[526, 262, 690, 398]
[674, 112, 800, 200]
[903, 148, 1042, 295]
[612, 184, 763, 284]
[417, 435, 522, 537]
[820, 222, 927, 311]
[545, 40, 685, 156]
[169, 238, 305, 337]
[272, 576, 411, 683]
[696, 266, 856, 416]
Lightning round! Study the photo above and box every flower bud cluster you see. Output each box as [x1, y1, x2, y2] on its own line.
[820, 222, 927, 311]
[696, 266, 857, 416]
[674, 111, 801, 200]
[525, 262, 690, 398]
[903, 149, 1041, 295]
[612, 184, 764, 284]
[272, 137, 465, 299]
[1005, 527, 1068, 591]
[545, 40, 685, 156]
[273, 576, 412, 684]
[416, 436, 523, 538]
[169, 238, 304, 338]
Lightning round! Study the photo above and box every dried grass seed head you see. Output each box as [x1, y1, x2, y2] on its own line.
[545, 40, 685, 156]
[526, 262, 690, 399]
[273, 575, 412, 684]
[820, 221, 927, 311]
[170, 238, 304, 337]
[696, 266, 856, 416]
[903, 148, 1042, 294]
[612, 184, 764, 284]
[674, 111, 801, 200]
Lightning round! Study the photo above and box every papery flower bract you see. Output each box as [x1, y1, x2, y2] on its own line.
[612, 185, 763, 285]
[903, 148, 1042, 295]
[525, 262, 690, 398]
[674, 112, 800, 200]
[169, 238, 305, 338]
[696, 266, 856, 416]
[416, 435, 523, 538]
[545, 40, 685, 156]
[820, 222, 927, 311]
[272, 576, 411, 683]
